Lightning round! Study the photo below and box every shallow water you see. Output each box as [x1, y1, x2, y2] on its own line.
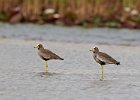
[0, 23, 140, 100]
[0, 39, 140, 100]
[0, 23, 140, 46]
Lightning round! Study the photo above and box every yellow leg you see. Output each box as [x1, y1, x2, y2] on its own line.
[45, 61, 48, 73]
[100, 65, 104, 81]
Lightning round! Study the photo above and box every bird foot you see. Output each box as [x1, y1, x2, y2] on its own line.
[100, 79, 104, 81]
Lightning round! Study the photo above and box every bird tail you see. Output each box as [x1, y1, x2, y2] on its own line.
[59, 57, 64, 60]
[116, 62, 120, 65]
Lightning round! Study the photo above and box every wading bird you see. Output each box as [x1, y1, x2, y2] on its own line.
[34, 44, 64, 73]
[90, 47, 120, 81]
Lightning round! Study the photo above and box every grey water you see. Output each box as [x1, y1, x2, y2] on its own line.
[0, 23, 140, 100]
[0, 23, 140, 46]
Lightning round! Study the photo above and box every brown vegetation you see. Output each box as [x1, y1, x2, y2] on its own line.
[0, 0, 140, 28]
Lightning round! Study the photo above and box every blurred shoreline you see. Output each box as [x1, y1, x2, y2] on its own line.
[0, 0, 140, 29]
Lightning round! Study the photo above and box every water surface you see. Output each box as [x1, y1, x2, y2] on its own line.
[0, 23, 140, 45]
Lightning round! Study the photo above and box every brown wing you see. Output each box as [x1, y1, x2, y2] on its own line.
[38, 49, 63, 60]
[97, 52, 118, 64]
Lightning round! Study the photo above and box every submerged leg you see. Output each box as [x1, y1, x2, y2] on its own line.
[45, 61, 48, 73]
[100, 65, 104, 81]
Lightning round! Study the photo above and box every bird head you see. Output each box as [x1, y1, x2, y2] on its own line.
[34, 44, 43, 49]
[89, 47, 99, 53]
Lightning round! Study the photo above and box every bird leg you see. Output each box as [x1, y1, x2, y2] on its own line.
[100, 65, 104, 81]
[45, 61, 48, 73]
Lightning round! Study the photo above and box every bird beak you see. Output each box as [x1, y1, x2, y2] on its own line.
[34, 45, 39, 48]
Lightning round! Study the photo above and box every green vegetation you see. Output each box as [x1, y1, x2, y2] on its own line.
[0, 0, 140, 28]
